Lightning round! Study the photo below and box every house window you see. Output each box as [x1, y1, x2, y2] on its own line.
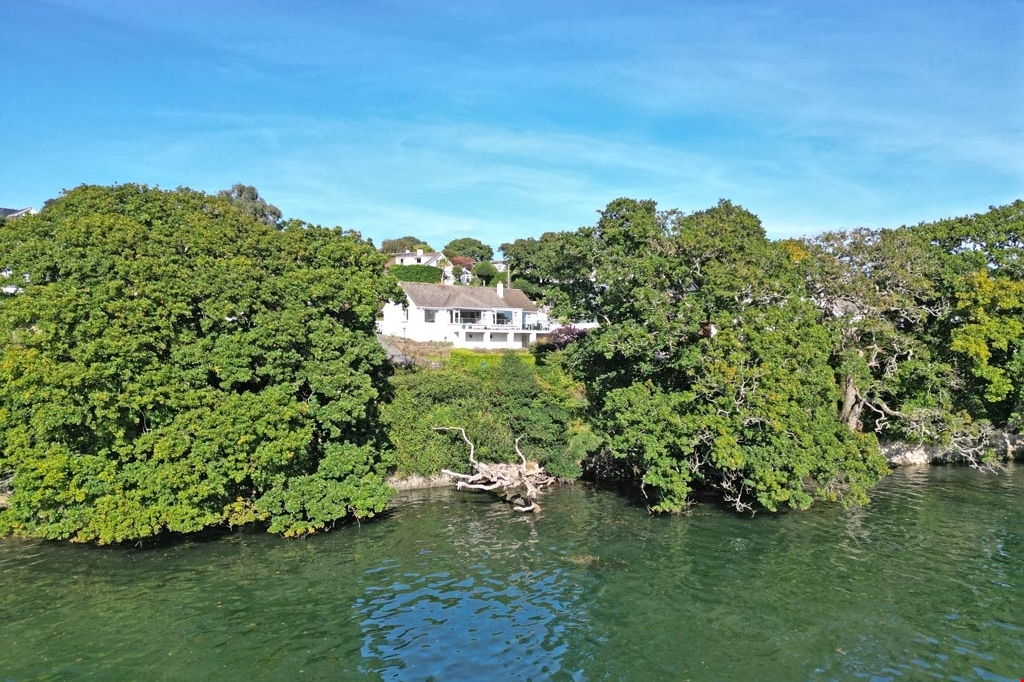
[424, 309, 437, 323]
[456, 310, 481, 324]
[496, 311, 513, 326]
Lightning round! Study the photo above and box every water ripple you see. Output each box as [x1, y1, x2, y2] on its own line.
[2, 467, 1023, 681]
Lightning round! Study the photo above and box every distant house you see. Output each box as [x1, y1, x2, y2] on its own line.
[385, 249, 455, 284]
[0, 207, 35, 221]
[379, 281, 550, 349]
[386, 249, 448, 267]
[0, 209, 33, 293]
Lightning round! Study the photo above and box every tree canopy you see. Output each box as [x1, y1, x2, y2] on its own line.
[380, 236, 434, 254]
[524, 198, 889, 512]
[472, 261, 499, 285]
[796, 200, 1024, 459]
[444, 237, 494, 263]
[0, 184, 402, 543]
[216, 183, 282, 226]
[383, 350, 589, 481]
[500, 231, 597, 317]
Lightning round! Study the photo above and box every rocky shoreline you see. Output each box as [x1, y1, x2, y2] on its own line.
[882, 432, 1022, 466]
[386, 433, 1024, 497]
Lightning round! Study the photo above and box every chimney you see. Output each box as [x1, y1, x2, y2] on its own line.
[416, 248, 423, 256]
[496, 281, 504, 298]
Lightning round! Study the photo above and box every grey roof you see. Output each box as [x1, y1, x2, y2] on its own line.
[400, 282, 538, 312]
[0, 207, 33, 220]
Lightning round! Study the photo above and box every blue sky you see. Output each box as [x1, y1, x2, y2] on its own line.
[3, 1, 1022, 253]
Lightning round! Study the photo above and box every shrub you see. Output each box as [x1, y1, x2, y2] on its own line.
[391, 264, 443, 283]
[548, 325, 589, 349]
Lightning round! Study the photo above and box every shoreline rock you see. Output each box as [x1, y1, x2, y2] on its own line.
[386, 473, 454, 491]
[881, 431, 1022, 466]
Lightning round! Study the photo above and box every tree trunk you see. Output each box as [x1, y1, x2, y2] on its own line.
[436, 427, 554, 512]
[839, 376, 863, 432]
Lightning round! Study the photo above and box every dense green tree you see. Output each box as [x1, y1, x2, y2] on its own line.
[380, 236, 434, 254]
[797, 227, 951, 434]
[471, 261, 499, 285]
[797, 201, 1023, 461]
[443, 237, 493, 263]
[926, 201, 1024, 429]
[501, 231, 590, 313]
[557, 199, 887, 512]
[216, 183, 282, 226]
[0, 184, 402, 543]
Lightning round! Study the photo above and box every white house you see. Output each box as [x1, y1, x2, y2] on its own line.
[379, 281, 549, 349]
[0, 207, 35, 221]
[386, 249, 447, 267]
[386, 249, 456, 284]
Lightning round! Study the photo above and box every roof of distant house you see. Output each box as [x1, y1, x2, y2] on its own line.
[385, 250, 447, 267]
[0, 207, 35, 220]
[399, 282, 537, 312]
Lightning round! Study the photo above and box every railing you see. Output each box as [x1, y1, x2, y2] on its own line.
[458, 322, 517, 330]
[451, 322, 550, 331]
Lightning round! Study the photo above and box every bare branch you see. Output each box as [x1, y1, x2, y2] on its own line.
[437, 426, 554, 513]
[433, 426, 477, 464]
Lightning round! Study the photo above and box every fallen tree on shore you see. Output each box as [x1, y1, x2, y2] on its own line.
[436, 427, 555, 512]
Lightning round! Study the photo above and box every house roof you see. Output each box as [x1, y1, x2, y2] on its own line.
[400, 282, 538, 312]
[0, 207, 34, 220]
[385, 251, 447, 267]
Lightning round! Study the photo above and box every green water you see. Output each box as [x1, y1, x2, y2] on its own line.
[2, 465, 1022, 681]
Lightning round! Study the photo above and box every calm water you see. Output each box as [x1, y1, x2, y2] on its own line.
[2, 465, 1022, 681]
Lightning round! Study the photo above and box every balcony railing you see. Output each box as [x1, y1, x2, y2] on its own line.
[450, 321, 549, 331]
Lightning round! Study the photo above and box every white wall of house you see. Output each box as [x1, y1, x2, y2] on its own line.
[391, 249, 445, 266]
[378, 299, 546, 349]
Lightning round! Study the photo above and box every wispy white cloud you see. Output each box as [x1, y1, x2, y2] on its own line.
[3, 0, 1020, 246]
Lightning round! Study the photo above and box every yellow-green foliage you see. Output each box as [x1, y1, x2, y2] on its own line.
[950, 271, 1024, 403]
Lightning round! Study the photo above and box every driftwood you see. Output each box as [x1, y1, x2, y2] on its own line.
[436, 427, 555, 513]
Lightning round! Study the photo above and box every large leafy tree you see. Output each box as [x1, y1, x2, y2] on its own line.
[555, 199, 886, 512]
[379, 236, 434, 254]
[500, 232, 585, 311]
[0, 184, 402, 543]
[928, 201, 1024, 430]
[443, 237, 493, 263]
[797, 200, 1023, 462]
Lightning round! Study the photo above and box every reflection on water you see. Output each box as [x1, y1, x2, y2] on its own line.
[1, 466, 1022, 681]
[354, 504, 592, 681]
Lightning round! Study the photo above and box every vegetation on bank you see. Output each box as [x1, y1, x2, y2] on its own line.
[384, 349, 593, 482]
[0, 183, 1020, 543]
